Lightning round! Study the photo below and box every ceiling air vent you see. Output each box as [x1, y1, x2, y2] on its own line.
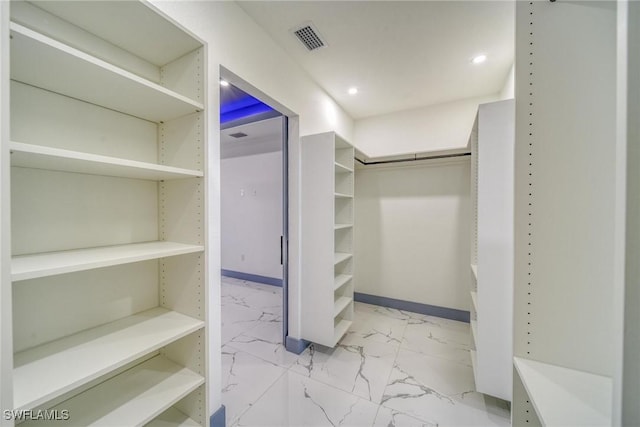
[292, 22, 327, 51]
[229, 132, 248, 138]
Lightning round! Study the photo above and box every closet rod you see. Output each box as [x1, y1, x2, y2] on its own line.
[355, 151, 470, 166]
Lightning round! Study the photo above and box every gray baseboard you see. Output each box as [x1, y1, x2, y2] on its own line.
[210, 404, 226, 427]
[221, 269, 282, 287]
[354, 292, 470, 323]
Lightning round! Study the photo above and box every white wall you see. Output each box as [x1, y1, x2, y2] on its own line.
[353, 94, 498, 159]
[499, 64, 515, 100]
[149, 0, 355, 416]
[221, 151, 283, 280]
[354, 159, 471, 311]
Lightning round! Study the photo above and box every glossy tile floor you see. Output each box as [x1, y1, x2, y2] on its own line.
[221, 276, 510, 427]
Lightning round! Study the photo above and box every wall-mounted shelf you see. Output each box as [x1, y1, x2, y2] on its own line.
[302, 132, 354, 347]
[13, 307, 203, 411]
[10, 22, 203, 123]
[12, 241, 204, 281]
[20, 356, 203, 427]
[148, 408, 201, 427]
[514, 358, 612, 426]
[470, 263, 478, 281]
[2, 2, 209, 424]
[10, 142, 203, 181]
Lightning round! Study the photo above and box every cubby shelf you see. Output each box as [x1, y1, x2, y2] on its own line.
[334, 274, 352, 291]
[513, 357, 612, 427]
[334, 162, 353, 173]
[334, 252, 352, 265]
[333, 296, 352, 317]
[332, 319, 352, 346]
[334, 224, 352, 230]
[334, 192, 353, 199]
[10, 22, 203, 123]
[20, 356, 203, 427]
[12, 241, 204, 281]
[10, 141, 203, 181]
[13, 307, 204, 412]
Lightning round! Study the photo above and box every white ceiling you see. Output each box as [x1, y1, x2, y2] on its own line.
[221, 117, 284, 159]
[237, 1, 514, 119]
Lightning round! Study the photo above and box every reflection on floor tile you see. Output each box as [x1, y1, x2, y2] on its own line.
[373, 405, 437, 427]
[234, 371, 379, 427]
[291, 333, 397, 403]
[221, 278, 510, 426]
[222, 345, 287, 425]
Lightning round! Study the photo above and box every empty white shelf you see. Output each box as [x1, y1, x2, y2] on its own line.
[13, 307, 204, 412]
[513, 357, 612, 426]
[148, 408, 200, 427]
[20, 356, 203, 427]
[333, 296, 352, 318]
[334, 252, 352, 265]
[334, 274, 352, 291]
[334, 162, 353, 173]
[10, 141, 203, 181]
[470, 291, 478, 312]
[334, 223, 353, 230]
[10, 23, 203, 123]
[333, 319, 352, 346]
[470, 263, 478, 280]
[12, 241, 204, 281]
[334, 192, 353, 199]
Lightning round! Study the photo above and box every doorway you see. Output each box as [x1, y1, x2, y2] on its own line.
[219, 76, 289, 345]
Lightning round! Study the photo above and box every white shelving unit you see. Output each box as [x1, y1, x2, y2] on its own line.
[301, 132, 355, 347]
[513, 1, 638, 425]
[1, 2, 209, 426]
[468, 99, 514, 402]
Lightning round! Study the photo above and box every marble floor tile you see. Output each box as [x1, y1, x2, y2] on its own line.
[234, 370, 379, 427]
[354, 302, 413, 321]
[222, 346, 287, 425]
[401, 321, 471, 366]
[381, 349, 509, 426]
[222, 302, 275, 344]
[228, 321, 300, 368]
[373, 405, 437, 427]
[347, 306, 407, 348]
[290, 333, 398, 404]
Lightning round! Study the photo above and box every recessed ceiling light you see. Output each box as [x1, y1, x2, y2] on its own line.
[471, 54, 487, 64]
[220, 79, 230, 87]
[348, 87, 358, 95]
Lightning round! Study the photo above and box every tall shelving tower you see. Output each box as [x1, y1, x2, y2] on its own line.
[512, 1, 638, 425]
[301, 131, 355, 347]
[0, 1, 210, 425]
